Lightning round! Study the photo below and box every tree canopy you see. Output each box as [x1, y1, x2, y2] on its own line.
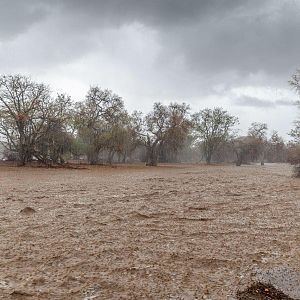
[193, 107, 238, 163]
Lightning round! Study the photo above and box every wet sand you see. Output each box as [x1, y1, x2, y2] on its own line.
[0, 163, 299, 299]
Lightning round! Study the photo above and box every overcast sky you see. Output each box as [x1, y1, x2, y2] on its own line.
[0, 0, 299, 139]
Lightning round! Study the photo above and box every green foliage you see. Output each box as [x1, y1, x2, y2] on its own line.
[0, 72, 295, 167]
[73, 86, 143, 164]
[192, 107, 238, 163]
[144, 102, 191, 165]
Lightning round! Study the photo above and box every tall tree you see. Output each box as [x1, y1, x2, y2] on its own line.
[248, 122, 268, 165]
[288, 70, 300, 142]
[289, 101, 300, 143]
[104, 111, 130, 164]
[121, 111, 144, 163]
[193, 107, 238, 164]
[266, 131, 286, 163]
[234, 136, 261, 166]
[288, 70, 300, 176]
[0, 75, 51, 165]
[144, 102, 191, 166]
[74, 86, 125, 164]
[34, 94, 74, 165]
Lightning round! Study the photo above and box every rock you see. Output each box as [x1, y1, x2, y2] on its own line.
[20, 207, 36, 215]
[256, 266, 300, 299]
[10, 290, 33, 297]
[237, 282, 293, 299]
[237, 266, 300, 300]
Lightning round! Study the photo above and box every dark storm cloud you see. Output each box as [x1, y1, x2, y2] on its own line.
[53, 0, 300, 78]
[1, 0, 299, 81]
[0, 0, 49, 39]
[151, 0, 300, 81]
[234, 96, 297, 108]
[51, 0, 243, 27]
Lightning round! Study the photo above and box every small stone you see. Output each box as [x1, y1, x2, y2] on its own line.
[20, 207, 36, 215]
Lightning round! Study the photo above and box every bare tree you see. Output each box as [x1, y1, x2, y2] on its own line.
[104, 112, 130, 164]
[266, 131, 286, 163]
[120, 111, 144, 163]
[74, 86, 125, 164]
[235, 129, 286, 166]
[193, 107, 238, 164]
[288, 70, 300, 176]
[289, 69, 300, 94]
[248, 122, 268, 165]
[34, 94, 74, 165]
[234, 136, 260, 166]
[163, 103, 193, 162]
[0, 75, 51, 165]
[289, 70, 300, 141]
[144, 102, 191, 166]
[289, 102, 300, 144]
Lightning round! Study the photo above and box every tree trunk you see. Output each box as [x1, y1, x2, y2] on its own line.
[235, 149, 242, 166]
[145, 136, 159, 166]
[236, 156, 242, 166]
[17, 158, 26, 167]
[260, 152, 265, 165]
[107, 149, 115, 165]
[87, 150, 98, 165]
[293, 164, 300, 178]
[18, 144, 28, 166]
[203, 143, 213, 164]
[18, 130, 28, 166]
[259, 143, 265, 165]
[205, 152, 212, 164]
[146, 146, 158, 166]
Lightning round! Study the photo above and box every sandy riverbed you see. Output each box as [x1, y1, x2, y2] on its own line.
[0, 163, 299, 299]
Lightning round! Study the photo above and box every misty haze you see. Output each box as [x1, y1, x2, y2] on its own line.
[0, 1, 299, 299]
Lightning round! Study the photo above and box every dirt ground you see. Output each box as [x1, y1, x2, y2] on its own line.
[0, 163, 299, 299]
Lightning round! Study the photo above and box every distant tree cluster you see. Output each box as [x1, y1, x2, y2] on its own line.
[0, 73, 297, 168]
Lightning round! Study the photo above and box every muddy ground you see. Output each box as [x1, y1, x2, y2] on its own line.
[0, 163, 299, 299]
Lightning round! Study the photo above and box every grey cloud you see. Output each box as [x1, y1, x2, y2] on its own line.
[58, 1, 300, 76]
[0, 0, 49, 40]
[156, 1, 300, 81]
[234, 96, 297, 108]
[275, 99, 297, 106]
[53, 0, 247, 28]
[1, 0, 299, 83]
[235, 96, 276, 108]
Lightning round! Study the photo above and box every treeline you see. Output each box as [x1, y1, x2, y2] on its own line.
[0, 74, 299, 167]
